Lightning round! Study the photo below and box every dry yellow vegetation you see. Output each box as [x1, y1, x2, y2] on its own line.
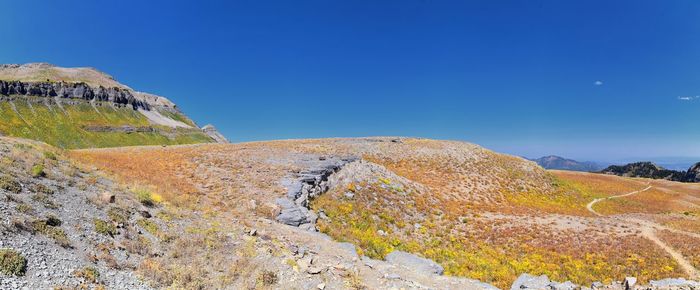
[69, 138, 700, 288]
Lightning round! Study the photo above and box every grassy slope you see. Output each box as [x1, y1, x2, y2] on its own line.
[0, 97, 211, 149]
[311, 164, 686, 288]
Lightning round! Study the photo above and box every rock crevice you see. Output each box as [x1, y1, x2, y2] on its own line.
[276, 156, 357, 230]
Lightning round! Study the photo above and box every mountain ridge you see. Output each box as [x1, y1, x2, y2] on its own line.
[529, 155, 602, 172]
[601, 161, 700, 182]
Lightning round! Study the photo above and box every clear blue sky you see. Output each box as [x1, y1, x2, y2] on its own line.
[1, 0, 699, 161]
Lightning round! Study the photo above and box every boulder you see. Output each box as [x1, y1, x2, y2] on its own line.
[99, 192, 115, 204]
[385, 250, 444, 275]
[649, 278, 700, 288]
[623, 277, 637, 290]
[550, 281, 577, 290]
[201, 124, 228, 143]
[276, 207, 309, 226]
[510, 274, 551, 290]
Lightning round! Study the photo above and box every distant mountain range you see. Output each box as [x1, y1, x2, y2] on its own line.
[601, 161, 700, 183]
[529, 155, 603, 172]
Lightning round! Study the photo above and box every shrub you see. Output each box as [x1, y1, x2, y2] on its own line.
[43, 151, 57, 160]
[0, 175, 21, 193]
[32, 183, 54, 195]
[31, 164, 46, 178]
[31, 193, 59, 209]
[15, 203, 33, 214]
[31, 218, 71, 248]
[107, 207, 130, 225]
[137, 219, 159, 235]
[259, 270, 278, 285]
[74, 266, 100, 283]
[0, 249, 27, 276]
[135, 189, 155, 207]
[94, 219, 117, 236]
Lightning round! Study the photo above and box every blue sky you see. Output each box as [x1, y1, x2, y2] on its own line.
[1, 0, 699, 161]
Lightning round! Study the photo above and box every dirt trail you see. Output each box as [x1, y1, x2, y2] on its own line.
[641, 227, 700, 279]
[586, 185, 652, 216]
[586, 185, 700, 280]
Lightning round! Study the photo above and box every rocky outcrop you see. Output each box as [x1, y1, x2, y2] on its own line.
[683, 162, 700, 182]
[202, 124, 228, 143]
[0, 80, 150, 110]
[511, 273, 700, 290]
[276, 156, 357, 230]
[82, 125, 156, 133]
[385, 250, 445, 275]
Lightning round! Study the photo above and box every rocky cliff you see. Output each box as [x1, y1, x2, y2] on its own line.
[0, 63, 216, 148]
[201, 124, 229, 143]
[0, 80, 150, 110]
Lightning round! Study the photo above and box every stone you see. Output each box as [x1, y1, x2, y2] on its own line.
[550, 281, 577, 290]
[317, 283, 326, 289]
[338, 242, 358, 258]
[510, 273, 551, 290]
[139, 210, 152, 218]
[623, 277, 637, 290]
[307, 266, 324, 274]
[649, 278, 699, 288]
[299, 223, 316, 232]
[99, 192, 115, 204]
[591, 282, 604, 289]
[385, 250, 444, 275]
[277, 207, 309, 226]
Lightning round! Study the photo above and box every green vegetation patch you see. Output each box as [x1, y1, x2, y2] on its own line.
[0, 175, 21, 193]
[74, 266, 100, 283]
[0, 249, 27, 276]
[31, 217, 71, 248]
[0, 98, 212, 149]
[94, 219, 117, 236]
[31, 164, 45, 178]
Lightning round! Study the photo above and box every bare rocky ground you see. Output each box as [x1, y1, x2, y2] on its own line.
[0, 138, 153, 289]
[3, 136, 699, 289]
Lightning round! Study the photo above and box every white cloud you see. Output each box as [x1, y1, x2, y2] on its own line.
[678, 96, 699, 101]
[594, 80, 603, 86]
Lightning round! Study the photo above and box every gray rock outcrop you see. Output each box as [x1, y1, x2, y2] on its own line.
[385, 250, 445, 276]
[275, 156, 356, 230]
[202, 124, 228, 143]
[511, 274, 552, 290]
[0, 80, 150, 110]
[511, 274, 700, 290]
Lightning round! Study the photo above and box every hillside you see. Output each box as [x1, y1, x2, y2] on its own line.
[0, 63, 218, 148]
[601, 162, 700, 183]
[530, 155, 602, 172]
[67, 137, 700, 289]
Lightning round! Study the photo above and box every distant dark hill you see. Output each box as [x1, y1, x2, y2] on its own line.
[529, 155, 602, 172]
[600, 161, 700, 182]
[684, 162, 700, 182]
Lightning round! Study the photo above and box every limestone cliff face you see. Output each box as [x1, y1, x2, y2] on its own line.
[201, 124, 229, 143]
[0, 80, 150, 109]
